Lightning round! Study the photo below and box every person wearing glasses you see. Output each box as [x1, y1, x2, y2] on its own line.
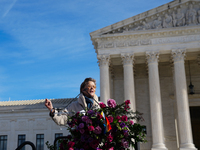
[45, 77, 99, 126]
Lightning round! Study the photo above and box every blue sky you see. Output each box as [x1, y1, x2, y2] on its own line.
[0, 0, 171, 101]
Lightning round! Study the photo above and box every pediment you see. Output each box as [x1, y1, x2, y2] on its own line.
[90, 0, 200, 38]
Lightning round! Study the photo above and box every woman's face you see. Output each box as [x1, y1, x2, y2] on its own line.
[82, 81, 96, 98]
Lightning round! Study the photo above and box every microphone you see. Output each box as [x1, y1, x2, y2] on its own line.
[54, 88, 90, 112]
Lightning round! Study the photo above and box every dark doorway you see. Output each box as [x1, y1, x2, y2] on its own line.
[190, 106, 200, 149]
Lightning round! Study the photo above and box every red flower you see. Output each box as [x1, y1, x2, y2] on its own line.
[116, 116, 121, 120]
[76, 112, 80, 116]
[121, 115, 128, 122]
[99, 102, 106, 108]
[67, 141, 75, 148]
[107, 116, 113, 123]
[88, 125, 94, 131]
[107, 134, 113, 142]
[125, 100, 130, 105]
[97, 114, 103, 119]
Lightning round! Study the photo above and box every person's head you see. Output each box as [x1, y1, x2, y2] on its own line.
[80, 78, 96, 98]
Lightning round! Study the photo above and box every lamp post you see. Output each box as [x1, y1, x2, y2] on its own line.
[188, 61, 195, 95]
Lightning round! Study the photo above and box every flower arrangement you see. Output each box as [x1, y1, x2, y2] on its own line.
[46, 99, 146, 150]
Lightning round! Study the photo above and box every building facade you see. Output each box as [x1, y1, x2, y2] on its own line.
[0, 99, 71, 150]
[90, 0, 200, 150]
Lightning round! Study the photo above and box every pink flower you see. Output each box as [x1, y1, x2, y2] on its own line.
[99, 102, 106, 108]
[109, 147, 114, 150]
[67, 141, 75, 148]
[94, 126, 102, 134]
[125, 100, 130, 105]
[121, 139, 129, 148]
[107, 134, 113, 142]
[68, 148, 73, 150]
[107, 99, 116, 108]
[107, 116, 113, 123]
[88, 125, 94, 131]
[121, 115, 128, 122]
[129, 120, 134, 125]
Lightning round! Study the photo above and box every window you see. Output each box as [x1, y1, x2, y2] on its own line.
[36, 134, 44, 150]
[18, 135, 26, 150]
[0, 135, 7, 150]
[55, 133, 63, 150]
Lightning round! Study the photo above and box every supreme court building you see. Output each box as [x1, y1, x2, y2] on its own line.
[90, 0, 200, 150]
[1, 0, 200, 150]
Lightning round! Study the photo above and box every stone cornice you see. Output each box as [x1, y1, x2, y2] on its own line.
[92, 26, 200, 51]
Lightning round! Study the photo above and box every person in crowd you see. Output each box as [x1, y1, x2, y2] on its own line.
[45, 77, 99, 126]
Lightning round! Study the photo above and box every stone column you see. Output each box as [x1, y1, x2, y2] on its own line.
[146, 51, 167, 150]
[121, 53, 136, 112]
[97, 54, 110, 104]
[171, 49, 197, 150]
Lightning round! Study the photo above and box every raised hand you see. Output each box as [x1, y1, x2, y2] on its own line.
[45, 98, 53, 111]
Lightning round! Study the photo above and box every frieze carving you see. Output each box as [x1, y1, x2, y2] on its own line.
[104, 42, 114, 48]
[171, 49, 186, 62]
[97, 54, 110, 67]
[141, 39, 151, 45]
[176, 8, 186, 26]
[152, 35, 200, 45]
[128, 40, 139, 46]
[186, 4, 197, 25]
[97, 43, 103, 49]
[146, 51, 159, 64]
[163, 13, 173, 28]
[116, 42, 126, 47]
[152, 17, 162, 29]
[121, 53, 134, 66]
[104, 3, 200, 34]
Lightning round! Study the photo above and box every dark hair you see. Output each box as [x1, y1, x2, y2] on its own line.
[80, 77, 96, 93]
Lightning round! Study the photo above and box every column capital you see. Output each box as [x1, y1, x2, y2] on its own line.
[146, 51, 159, 64]
[97, 54, 110, 67]
[121, 53, 134, 66]
[171, 49, 186, 62]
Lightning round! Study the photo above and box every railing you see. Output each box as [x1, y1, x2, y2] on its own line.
[15, 141, 36, 150]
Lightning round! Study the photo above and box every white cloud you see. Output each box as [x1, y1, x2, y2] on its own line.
[2, 0, 17, 18]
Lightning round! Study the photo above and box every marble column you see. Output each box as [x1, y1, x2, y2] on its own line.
[121, 53, 136, 112]
[97, 54, 110, 104]
[171, 49, 197, 150]
[146, 51, 167, 150]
